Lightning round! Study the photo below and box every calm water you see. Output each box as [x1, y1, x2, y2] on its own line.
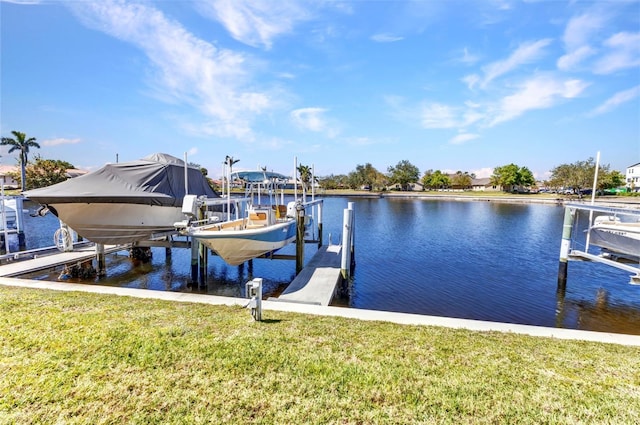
[16, 197, 640, 335]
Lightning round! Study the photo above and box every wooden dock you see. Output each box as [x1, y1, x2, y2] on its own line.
[0, 244, 126, 277]
[274, 244, 343, 306]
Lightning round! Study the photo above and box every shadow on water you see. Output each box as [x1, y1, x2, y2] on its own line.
[15, 197, 640, 335]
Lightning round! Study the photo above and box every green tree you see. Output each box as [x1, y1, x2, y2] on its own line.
[387, 160, 420, 191]
[21, 155, 73, 189]
[347, 163, 383, 190]
[451, 171, 474, 189]
[491, 164, 535, 192]
[550, 158, 624, 195]
[297, 164, 313, 193]
[422, 169, 450, 190]
[1, 130, 40, 191]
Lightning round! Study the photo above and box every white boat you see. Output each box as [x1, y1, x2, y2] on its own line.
[589, 215, 640, 259]
[24, 153, 219, 245]
[178, 169, 298, 265]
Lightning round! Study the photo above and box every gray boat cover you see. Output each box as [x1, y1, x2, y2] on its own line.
[24, 153, 219, 207]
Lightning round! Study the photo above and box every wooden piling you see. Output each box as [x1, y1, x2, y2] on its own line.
[341, 205, 354, 280]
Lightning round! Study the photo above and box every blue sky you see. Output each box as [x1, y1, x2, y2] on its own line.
[1, 0, 639, 181]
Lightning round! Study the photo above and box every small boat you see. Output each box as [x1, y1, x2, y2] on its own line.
[24, 153, 219, 245]
[178, 169, 298, 265]
[589, 215, 640, 260]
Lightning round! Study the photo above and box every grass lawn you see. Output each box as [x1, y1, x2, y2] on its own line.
[1, 285, 639, 424]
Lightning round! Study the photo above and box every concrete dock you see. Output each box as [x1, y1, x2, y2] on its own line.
[0, 244, 125, 277]
[275, 244, 343, 305]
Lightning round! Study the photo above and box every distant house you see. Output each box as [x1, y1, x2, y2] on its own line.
[471, 178, 501, 192]
[387, 182, 423, 191]
[0, 165, 19, 189]
[626, 162, 640, 192]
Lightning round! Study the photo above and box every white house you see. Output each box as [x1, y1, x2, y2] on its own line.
[0, 165, 19, 189]
[627, 162, 640, 192]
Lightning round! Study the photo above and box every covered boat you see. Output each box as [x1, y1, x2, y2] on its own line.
[24, 153, 219, 245]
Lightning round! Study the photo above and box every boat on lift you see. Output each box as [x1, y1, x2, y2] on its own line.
[24, 153, 219, 245]
[589, 213, 640, 260]
[177, 168, 298, 266]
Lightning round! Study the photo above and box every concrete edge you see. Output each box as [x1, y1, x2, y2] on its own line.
[2, 277, 640, 347]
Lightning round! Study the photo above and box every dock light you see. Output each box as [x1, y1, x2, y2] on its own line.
[245, 278, 263, 321]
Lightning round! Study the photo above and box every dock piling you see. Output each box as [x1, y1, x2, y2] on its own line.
[557, 207, 575, 288]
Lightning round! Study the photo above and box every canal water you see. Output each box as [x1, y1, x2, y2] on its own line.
[15, 197, 640, 335]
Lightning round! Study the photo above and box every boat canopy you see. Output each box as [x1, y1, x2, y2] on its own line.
[24, 153, 219, 207]
[232, 170, 289, 183]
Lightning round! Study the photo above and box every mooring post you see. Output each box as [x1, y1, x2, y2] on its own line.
[317, 201, 323, 248]
[341, 205, 354, 280]
[190, 236, 198, 285]
[557, 207, 575, 288]
[348, 202, 355, 272]
[16, 196, 26, 250]
[295, 202, 305, 274]
[96, 243, 106, 277]
[198, 205, 207, 287]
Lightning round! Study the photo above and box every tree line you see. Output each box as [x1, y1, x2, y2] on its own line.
[0, 130, 628, 194]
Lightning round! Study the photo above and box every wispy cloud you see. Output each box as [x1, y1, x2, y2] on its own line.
[556, 9, 606, 71]
[420, 103, 458, 129]
[450, 132, 479, 145]
[290, 107, 339, 138]
[371, 33, 403, 43]
[465, 39, 552, 89]
[41, 137, 81, 147]
[196, 0, 311, 49]
[589, 85, 640, 116]
[593, 32, 640, 75]
[481, 39, 552, 87]
[490, 75, 589, 126]
[68, 0, 272, 141]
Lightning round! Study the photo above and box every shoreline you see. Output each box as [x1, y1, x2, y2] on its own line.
[312, 190, 640, 206]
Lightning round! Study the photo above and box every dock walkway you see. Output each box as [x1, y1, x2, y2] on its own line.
[0, 245, 125, 277]
[275, 244, 343, 306]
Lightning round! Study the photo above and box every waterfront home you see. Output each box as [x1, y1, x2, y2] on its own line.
[471, 178, 501, 192]
[626, 162, 640, 192]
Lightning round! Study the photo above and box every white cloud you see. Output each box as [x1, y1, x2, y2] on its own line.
[557, 45, 595, 71]
[490, 75, 590, 126]
[450, 133, 479, 145]
[593, 32, 640, 75]
[480, 39, 552, 87]
[460, 47, 480, 65]
[196, 0, 310, 49]
[589, 85, 640, 116]
[69, 0, 273, 141]
[471, 167, 493, 179]
[420, 103, 458, 129]
[562, 11, 606, 50]
[290, 107, 332, 134]
[42, 137, 81, 146]
[371, 33, 403, 43]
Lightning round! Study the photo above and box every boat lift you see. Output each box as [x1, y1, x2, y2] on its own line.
[558, 202, 640, 285]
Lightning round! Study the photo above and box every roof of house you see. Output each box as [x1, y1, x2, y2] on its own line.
[628, 163, 640, 168]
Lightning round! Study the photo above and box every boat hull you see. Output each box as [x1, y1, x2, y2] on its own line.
[589, 222, 640, 259]
[191, 219, 296, 265]
[48, 203, 185, 245]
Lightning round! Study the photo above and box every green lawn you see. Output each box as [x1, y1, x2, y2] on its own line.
[1, 286, 639, 424]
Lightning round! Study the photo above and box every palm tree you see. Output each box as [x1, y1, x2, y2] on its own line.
[297, 164, 312, 192]
[1, 131, 40, 191]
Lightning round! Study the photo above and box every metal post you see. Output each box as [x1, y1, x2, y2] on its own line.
[341, 206, 353, 280]
[96, 243, 106, 277]
[296, 202, 305, 274]
[558, 207, 575, 287]
[1, 184, 9, 254]
[317, 201, 323, 248]
[15, 195, 25, 250]
[198, 204, 207, 287]
[190, 236, 198, 285]
[348, 202, 356, 272]
[585, 151, 600, 251]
